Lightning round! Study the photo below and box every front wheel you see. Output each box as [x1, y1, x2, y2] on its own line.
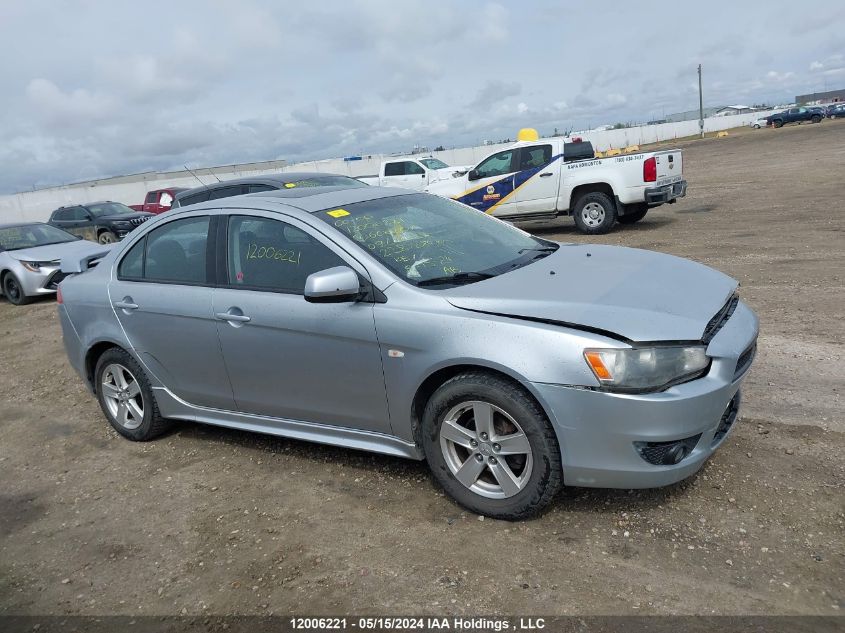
[2, 273, 32, 305]
[811, 115, 822, 124]
[773, 120, 784, 128]
[98, 230, 118, 244]
[421, 371, 563, 520]
[572, 191, 617, 235]
[617, 204, 648, 225]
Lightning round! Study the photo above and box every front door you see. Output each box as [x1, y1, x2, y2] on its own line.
[109, 215, 236, 410]
[213, 213, 391, 434]
[453, 148, 519, 216]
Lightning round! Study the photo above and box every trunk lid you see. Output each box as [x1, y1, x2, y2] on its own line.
[654, 150, 683, 185]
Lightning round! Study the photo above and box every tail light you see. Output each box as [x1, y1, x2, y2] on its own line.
[56, 286, 63, 304]
[643, 157, 657, 182]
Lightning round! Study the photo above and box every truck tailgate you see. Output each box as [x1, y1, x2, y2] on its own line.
[654, 150, 683, 185]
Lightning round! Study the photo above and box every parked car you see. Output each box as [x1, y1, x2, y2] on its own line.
[0, 222, 110, 305]
[57, 187, 758, 519]
[48, 201, 154, 244]
[825, 104, 845, 119]
[425, 134, 686, 234]
[765, 107, 823, 127]
[748, 117, 769, 129]
[358, 157, 471, 190]
[129, 187, 187, 214]
[172, 173, 367, 208]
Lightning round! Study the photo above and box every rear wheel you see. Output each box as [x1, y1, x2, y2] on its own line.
[617, 204, 648, 225]
[2, 273, 32, 305]
[95, 348, 168, 441]
[421, 371, 562, 520]
[811, 115, 822, 124]
[98, 230, 118, 244]
[572, 191, 617, 235]
[773, 120, 784, 128]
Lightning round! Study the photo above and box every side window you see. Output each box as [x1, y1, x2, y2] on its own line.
[144, 217, 210, 284]
[208, 186, 242, 201]
[406, 162, 425, 175]
[384, 162, 405, 177]
[180, 191, 210, 206]
[518, 145, 552, 170]
[227, 215, 346, 294]
[53, 209, 70, 221]
[475, 149, 516, 179]
[246, 183, 276, 193]
[145, 192, 158, 204]
[118, 238, 145, 279]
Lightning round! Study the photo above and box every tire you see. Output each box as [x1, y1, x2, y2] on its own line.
[2, 272, 32, 305]
[773, 120, 784, 128]
[572, 191, 617, 235]
[753, 124, 761, 129]
[811, 115, 822, 124]
[421, 371, 562, 520]
[617, 204, 648, 225]
[98, 230, 118, 244]
[94, 348, 168, 441]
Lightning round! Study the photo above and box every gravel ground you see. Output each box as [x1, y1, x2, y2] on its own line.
[1, 119, 843, 616]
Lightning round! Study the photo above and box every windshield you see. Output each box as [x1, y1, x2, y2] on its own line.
[88, 202, 135, 217]
[316, 193, 556, 287]
[0, 223, 77, 251]
[419, 158, 449, 170]
[287, 176, 368, 189]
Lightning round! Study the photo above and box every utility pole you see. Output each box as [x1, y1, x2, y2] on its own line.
[698, 64, 704, 138]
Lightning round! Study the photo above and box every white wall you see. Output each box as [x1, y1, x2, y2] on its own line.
[0, 111, 774, 223]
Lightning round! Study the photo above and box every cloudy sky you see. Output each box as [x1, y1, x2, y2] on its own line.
[0, 0, 843, 193]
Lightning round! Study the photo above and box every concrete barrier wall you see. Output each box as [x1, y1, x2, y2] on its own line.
[0, 111, 775, 223]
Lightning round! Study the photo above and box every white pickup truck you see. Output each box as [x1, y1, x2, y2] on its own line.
[425, 137, 686, 234]
[359, 157, 470, 191]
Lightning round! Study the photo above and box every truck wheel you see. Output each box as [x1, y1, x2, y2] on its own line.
[773, 120, 784, 128]
[617, 205, 648, 225]
[573, 191, 617, 234]
[98, 231, 118, 244]
[811, 115, 822, 124]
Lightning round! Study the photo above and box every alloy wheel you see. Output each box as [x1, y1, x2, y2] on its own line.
[101, 363, 145, 430]
[439, 400, 533, 499]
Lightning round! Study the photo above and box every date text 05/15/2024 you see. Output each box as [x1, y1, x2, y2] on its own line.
[289, 617, 546, 630]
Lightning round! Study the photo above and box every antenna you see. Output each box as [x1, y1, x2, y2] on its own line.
[184, 165, 210, 190]
[207, 167, 222, 183]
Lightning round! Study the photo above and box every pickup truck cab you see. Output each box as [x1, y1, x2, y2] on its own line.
[766, 107, 823, 128]
[425, 130, 686, 234]
[129, 187, 187, 214]
[358, 157, 469, 191]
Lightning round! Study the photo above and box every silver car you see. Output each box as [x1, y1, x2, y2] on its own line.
[0, 222, 110, 305]
[57, 188, 758, 519]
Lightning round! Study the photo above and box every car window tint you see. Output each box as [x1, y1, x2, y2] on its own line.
[145, 192, 158, 204]
[475, 150, 516, 178]
[519, 145, 552, 170]
[70, 207, 89, 221]
[246, 183, 276, 193]
[179, 191, 210, 206]
[384, 162, 405, 177]
[144, 217, 209, 284]
[118, 238, 145, 279]
[227, 215, 346, 294]
[208, 186, 243, 200]
[406, 162, 425, 175]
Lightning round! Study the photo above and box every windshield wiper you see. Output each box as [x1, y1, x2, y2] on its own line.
[417, 271, 496, 287]
[518, 245, 558, 254]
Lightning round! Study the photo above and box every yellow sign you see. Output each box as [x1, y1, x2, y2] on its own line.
[327, 209, 350, 218]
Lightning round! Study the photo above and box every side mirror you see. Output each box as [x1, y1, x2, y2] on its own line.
[467, 169, 481, 181]
[304, 266, 361, 303]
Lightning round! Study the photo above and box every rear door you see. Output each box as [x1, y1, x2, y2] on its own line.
[53, 207, 97, 241]
[513, 143, 560, 215]
[212, 212, 391, 434]
[108, 214, 236, 410]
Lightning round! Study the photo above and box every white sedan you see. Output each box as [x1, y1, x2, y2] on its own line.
[748, 117, 769, 129]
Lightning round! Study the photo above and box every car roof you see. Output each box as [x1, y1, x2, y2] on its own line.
[55, 200, 115, 210]
[174, 172, 361, 200]
[0, 221, 47, 229]
[178, 186, 417, 216]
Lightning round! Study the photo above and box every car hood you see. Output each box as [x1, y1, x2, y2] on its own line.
[6, 239, 114, 263]
[442, 244, 737, 342]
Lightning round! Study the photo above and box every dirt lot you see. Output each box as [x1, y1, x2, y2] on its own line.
[1, 119, 843, 617]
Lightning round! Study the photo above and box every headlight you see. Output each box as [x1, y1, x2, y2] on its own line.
[584, 346, 710, 392]
[20, 260, 58, 272]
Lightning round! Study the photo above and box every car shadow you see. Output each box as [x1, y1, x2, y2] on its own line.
[520, 214, 678, 237]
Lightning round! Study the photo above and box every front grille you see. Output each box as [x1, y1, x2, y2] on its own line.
[130, 216, 151, 227]
[634, 434, 702, 466]
[45, 270, 69, 290]
[712, 392, 741, 446]
[733, 342, 756, 381]
[702, 293, 739, 343]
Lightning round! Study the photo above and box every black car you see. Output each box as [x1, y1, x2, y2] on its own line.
[172, 172, 368, 208]
[825, 104, 845, 119]
[48, 201, 153, 244]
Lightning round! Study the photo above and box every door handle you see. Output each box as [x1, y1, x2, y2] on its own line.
[114, 297, 139, 311]
[215, 311, 251, 323]
[539, 172, 553, 177]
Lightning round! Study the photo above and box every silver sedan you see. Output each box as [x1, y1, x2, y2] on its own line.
[0, 222, 111, 306]
[56, 187, 758, 519]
